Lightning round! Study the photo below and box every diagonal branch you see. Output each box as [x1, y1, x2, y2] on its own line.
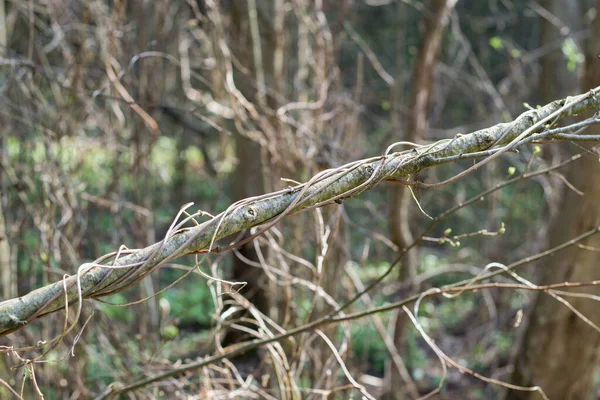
[1, 87, 599, 336]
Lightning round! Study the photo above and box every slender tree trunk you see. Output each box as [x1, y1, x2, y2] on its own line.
[537, 0, 582, 104]
[227, 0, 272, 325]
[0, 0, 11, 300]
[131, 0, 159, 339]
[232, 133, 270, 315]
[534, 0, 582, 230]
[507, 3, 600, 399]
[389, 1, 456, 398]
[0, 202, 13, 299]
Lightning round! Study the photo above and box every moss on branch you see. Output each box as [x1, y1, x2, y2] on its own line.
[0, 87, 599, 336]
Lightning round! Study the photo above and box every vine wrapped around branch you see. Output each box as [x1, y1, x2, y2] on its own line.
[0, 86, 599, 336]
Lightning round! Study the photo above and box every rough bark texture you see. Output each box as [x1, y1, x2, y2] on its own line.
[507, 3, 600, 399]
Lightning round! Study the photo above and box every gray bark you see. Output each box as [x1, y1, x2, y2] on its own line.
[0, 88, 597, 336]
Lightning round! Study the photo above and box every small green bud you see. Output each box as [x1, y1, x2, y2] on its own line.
[161, 325, 179, 340]
[489, 37, 503, 50]
[498, 222, 506, 235]
[444, 228, 452, 236]
[507, 166, 516, 176]
[533, 146, 541, 154]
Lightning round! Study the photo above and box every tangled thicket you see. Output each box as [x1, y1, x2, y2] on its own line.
[2, 1, 600, 399]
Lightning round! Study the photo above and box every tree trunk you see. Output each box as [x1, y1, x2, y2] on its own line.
[227, 0, 273, 326]
[232, 133, 270, 315]
[389, 1, 456, 398]
[507, 2, 600, 398]
[506, 146, 600, 400]
[533, 0, 582, 230]
[0, 201, 14, 299]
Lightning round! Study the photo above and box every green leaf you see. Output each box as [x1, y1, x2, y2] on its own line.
[489, 37, 503, 50]
[562, 38, 584, 71]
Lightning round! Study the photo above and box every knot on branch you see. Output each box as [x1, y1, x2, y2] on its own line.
[243, 205, 258, 222]
[478, 132, 496, 149]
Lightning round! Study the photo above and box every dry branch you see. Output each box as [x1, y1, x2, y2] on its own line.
[1, 87, 599, 336]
